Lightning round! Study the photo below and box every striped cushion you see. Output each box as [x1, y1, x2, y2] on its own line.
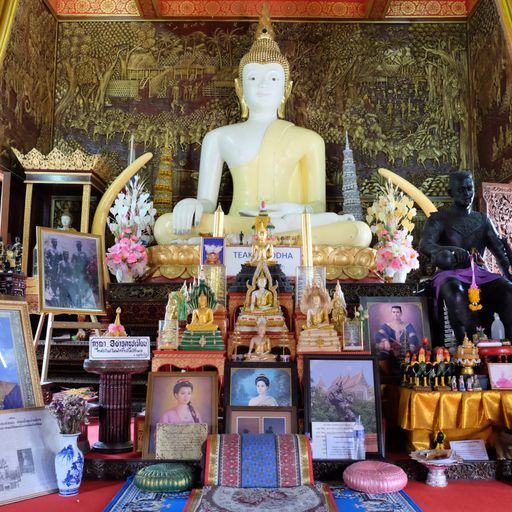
[204, 434, 314, 488]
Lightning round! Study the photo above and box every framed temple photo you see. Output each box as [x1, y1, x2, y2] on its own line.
[360, 296, 431, 376]
[488, 363, 512, 390]
[143, 372, 218, 459]
[226, 406, 297, 435]
[201, 237, 225, 265]
[0, 299, 43, 410]
[303, 355, 384, 460]
[224, 362, 298, 408]
[37, 227, 105, 315]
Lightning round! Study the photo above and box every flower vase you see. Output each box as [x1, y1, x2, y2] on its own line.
[115, 268, 134, 283]
[54, 433, 84, 497]
[392, 269, 409, 283]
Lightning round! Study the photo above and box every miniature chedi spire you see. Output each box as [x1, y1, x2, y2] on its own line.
[341, 131, 363, 221]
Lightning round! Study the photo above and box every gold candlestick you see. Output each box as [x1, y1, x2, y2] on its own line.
[213, 205, 224, 237]
[301, 208, 313, 266]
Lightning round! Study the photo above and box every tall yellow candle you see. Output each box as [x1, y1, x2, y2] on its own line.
[213, 205, 224, 237]
[301, 208, 313, 266]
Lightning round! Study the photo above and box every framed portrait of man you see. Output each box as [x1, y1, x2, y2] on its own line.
[360, 296, 431, 377]
[36, 227, 105, 315]
[0, 299, 43, 411]
[143, 372, 218, 459]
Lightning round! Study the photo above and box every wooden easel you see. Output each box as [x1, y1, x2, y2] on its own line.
[33, 313, 102, 384]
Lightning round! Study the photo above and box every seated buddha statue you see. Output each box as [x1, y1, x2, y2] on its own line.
[153, 6, 371, 248]
[180, 281, 224, 350]
[187, 292, 218, 331]
[246, 317, 277, 362]
[236, 262, 287, 333]
[297, 282, 341, 352]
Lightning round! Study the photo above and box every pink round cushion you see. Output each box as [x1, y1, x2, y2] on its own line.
[343, 461, 408, 493]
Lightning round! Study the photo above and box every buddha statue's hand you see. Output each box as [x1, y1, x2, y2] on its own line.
[172, 198, 214, 234]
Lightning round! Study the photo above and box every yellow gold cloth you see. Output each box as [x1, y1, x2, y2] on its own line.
[398, 387, 512, 450]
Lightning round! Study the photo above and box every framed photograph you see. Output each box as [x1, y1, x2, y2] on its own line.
[224, 362, 298, 408]
[0, 407, 60, 504]
[488, 363, 512, 390]
[342, 320, 364, 351]
[304, 355, 384, 460]
[360, 296, 431, 376]
[226, 406, 297, 434]
[201, 237, 225, 265]
[143, 371, 218, 459]
[0, 299, 43, 410]
[50, 195, 97, 230]
[37, 227, 105, 314]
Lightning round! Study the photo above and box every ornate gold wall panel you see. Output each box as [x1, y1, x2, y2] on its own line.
[0, 0, 57, 171]
[53, 21, 468, 211]
[469, 0, 512, 183]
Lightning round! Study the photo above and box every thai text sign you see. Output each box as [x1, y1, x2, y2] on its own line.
[225, 246, 302, 277]
[89, 336, 151, 360]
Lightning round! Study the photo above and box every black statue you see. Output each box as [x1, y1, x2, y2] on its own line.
[419, 171, 512, 343]
[327, 381, 357, 422]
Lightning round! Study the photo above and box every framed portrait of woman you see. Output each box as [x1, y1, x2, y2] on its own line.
[0, 299, 43, 411]
[224, 362, 298, 408]
[143, 372, 218, 459]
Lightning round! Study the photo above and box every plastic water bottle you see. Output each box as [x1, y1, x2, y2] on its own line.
[491, 313, 505, 340]
[353, 416, 366, 459]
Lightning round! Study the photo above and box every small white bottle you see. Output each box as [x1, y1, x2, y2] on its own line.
[491, 313, 505, 340]
[354, 416, 366, 459]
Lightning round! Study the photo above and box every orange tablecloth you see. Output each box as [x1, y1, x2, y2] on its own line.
[398, 387, 512, 449]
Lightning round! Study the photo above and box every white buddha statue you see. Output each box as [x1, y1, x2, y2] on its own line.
[153, 6, 371, 247]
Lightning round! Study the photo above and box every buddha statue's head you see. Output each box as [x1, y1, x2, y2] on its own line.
[198, 292, 208, 307]
[235, 4, 292, 119]
[257, 276, 268, 289]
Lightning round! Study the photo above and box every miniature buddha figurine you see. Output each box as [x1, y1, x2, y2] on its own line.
[158, 292, 179, 350]
[187, 292, 218, 331]
[236, 262, 287, 333]
[249, 202, 277, 265]
[297, 282, 341, 352]
[246, 317, 277, 361]
[153, 5, 371, 248]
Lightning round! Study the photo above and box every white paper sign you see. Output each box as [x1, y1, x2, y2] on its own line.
[0, 408, 59, 505]
[225, 246, 302, 277]
[450, 440, 489, 461]
[89, 336, 151, 360]
[311, 421, 355, 459]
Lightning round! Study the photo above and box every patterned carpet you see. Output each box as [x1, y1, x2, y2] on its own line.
[104, 478, 422, 512]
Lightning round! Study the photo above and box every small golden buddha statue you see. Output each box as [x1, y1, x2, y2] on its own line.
[249, 202, 277, 266]
[297, 282, 340, 352]
[186, 292, 218, 331]
[331, 280, 347, 334]
[246, 317, 277, 361]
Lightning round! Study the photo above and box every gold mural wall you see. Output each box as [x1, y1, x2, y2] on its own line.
[53, 20, 469, 213]
[469, 0, 512, 183]
[0, 0, 57, 167]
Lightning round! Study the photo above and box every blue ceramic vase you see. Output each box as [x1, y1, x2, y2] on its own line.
[55, 433, 84, 497]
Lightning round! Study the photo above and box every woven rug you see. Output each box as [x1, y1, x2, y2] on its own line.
[104, 477, 191, 512]
[331, 484, 422, 512]
[184, 483, 337, 512]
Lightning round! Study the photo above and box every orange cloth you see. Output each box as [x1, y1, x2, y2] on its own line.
[398, 387, 512, 449]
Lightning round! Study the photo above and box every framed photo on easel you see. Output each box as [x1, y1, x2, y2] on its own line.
[36, 227, 105, 315]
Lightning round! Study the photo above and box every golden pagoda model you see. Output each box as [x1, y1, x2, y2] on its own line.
[297, 282, 341, 352]
[235, 262, 287, 333]
[454, 333, 481, 376]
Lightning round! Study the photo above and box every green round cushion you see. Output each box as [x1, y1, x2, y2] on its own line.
[134, 463, 194, 492]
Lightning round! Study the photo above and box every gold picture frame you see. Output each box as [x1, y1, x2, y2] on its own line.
[36, 227, 105, 315]
[143, 371, 218, 459]
[0, 298, 43, 410]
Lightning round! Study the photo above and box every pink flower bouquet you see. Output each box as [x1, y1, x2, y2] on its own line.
[106, 235, 148, 282]
[375, 229, 419, 278]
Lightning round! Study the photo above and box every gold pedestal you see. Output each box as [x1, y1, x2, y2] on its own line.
[147, 245, 377, 281]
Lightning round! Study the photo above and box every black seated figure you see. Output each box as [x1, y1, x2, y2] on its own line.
[419, 171, 512, 343]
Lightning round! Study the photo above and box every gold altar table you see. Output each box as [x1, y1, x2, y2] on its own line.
[151, 350, 225, 385]
[398, 387, 512, 450]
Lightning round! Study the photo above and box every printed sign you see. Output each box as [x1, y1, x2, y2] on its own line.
[89, 336, 151, 360]
[225, 246, 302, 277]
